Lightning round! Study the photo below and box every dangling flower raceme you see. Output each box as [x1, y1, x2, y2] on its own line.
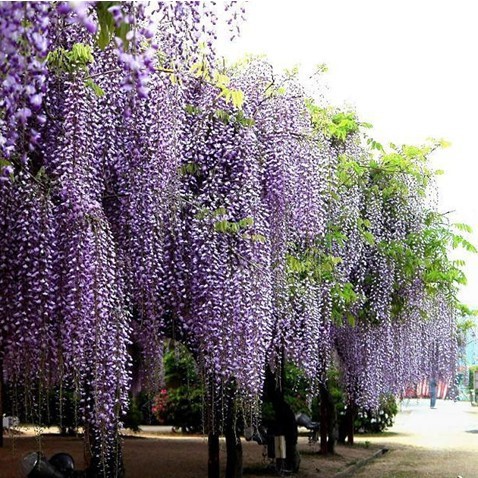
[0, 2, 50, 161]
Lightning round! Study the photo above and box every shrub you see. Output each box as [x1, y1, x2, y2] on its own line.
[151, 342, 203, 433]
[353, 394, 398, 433]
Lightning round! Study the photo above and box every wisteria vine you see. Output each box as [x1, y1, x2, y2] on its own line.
[0, 1, 470, 475]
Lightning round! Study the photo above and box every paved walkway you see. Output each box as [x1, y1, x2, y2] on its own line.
[358, 398, 478, 450]
[353, 398, 478, 477]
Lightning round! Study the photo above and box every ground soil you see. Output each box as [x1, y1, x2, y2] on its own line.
[4, 399, 476, 477]
[352, 398, 478, 478]
[352, 445, 478, 478]
[0, 431, 380, 478]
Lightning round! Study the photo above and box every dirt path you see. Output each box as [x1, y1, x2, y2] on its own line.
[3, 399, 474, 477]
[0, 431, 379, 477]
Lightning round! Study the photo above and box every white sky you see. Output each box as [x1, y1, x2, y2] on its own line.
[218, 0, 478, 308]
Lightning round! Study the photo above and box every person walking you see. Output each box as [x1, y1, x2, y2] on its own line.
[430, 378, 438, 408]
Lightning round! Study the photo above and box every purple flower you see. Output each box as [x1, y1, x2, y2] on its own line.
[2, 165, 14, 176]
[136, 85, 148, 98]
[83, 16, 97, 34]
[29, 93, 42, 111]
[16, 107, 32, 125]
[56, 2, 71, 15]
[31, 32, 48, 54]
[108, 5, 123, 25]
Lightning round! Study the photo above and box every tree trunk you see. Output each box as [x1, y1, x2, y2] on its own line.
[208, 432, 220, 478]
[346, 405, 355, 445]
[339, 404, 356, 446]
[338, 419, 346, 444]
[225, 422, 242, 478]
[319, 383, 337, 454]
[224, 390, 243, 478]
[0, 359, 3, 448]
[319, 385, 329, 455]
[265, 365, 300, 473]
[338, 403, 356, 445]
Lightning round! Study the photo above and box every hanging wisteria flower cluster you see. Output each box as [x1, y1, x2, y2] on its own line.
[330, 140, 463, 410]
[0, 1, 245, 473]
[0, 0, 469, 474]
[0, 1, 49, 163]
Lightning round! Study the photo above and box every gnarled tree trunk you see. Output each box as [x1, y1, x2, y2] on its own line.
[338, 402, 356, 445]
[265, 365, 300, 473]
[0, 359, 3, 448]
[225, 417, 243, 477]
[224, 387, 243, 478]
[208, 432, 220, 478]
[319, 382, 337, 454]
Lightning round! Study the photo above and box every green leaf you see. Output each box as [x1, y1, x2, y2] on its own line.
[96, 2, 116, 49]
[250, 234, 266, 243]
[213, 217, 251, 235]
[459, 237, 477, 253]
[213, 72, 230, 89]
[194, 208, 209, 220]
[362, 231, 375, 246]
[238, 216, 254, 229]
[212, 207, 227, 217]
[95, 2, 132, 50]
[214, 220, 229, 233]
[84, 79, 105, 97]
[215, 109, 230, 124]
[367, 138, 384, 152]
[235, 110, 255, 127]
[314, 63, 328, 74]
[453, 222, 473, 234]
[433, 138, 451, 149]
[185, 104, 202, 115]
[230, 89, 244, 109]
[179, 162, 199, 176]
[47, 43, 94, 74]
[452, 234, 478, 253]
[70, 43, 94, 65]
